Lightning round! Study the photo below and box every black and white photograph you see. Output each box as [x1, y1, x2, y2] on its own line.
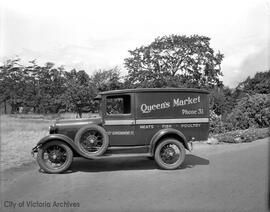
[0, 0, 269, 211]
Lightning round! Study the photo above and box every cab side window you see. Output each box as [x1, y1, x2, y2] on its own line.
[106, 95, 131, 115]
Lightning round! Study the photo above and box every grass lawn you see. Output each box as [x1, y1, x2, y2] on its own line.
[0, 113, 95, 171]
[0, 115, 52, 171]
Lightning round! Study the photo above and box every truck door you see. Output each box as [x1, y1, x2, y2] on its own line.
[103, 93, 136, 146]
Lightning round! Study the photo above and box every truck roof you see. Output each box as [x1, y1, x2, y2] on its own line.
[99, 88, 209, 95]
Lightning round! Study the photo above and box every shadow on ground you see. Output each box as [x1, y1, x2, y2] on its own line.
[59, 154, 209, 174]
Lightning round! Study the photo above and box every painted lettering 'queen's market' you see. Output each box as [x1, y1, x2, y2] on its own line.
[140, 96, 201, 113]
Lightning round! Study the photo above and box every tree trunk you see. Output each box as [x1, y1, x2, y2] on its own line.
[77, 107, 82, 118]
[4, 100, 7, 114]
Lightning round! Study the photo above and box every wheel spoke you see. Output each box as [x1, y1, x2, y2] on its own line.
[42, 144, 68, 169]
[96, 136, 102, 141]
[160, 143, 180, 165]
[78, 130, 104, 153]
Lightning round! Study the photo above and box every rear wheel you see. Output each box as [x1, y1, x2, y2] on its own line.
[154, 138, 186, 170]
[37, 140, 73, 174]
[75, 125, 109, 158]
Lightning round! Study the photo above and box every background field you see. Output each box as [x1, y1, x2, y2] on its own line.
[0, 113, 92, 171]
[0, 115, 50, 170]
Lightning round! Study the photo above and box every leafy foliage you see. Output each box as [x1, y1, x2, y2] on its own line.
[62, 69, 95, 117]
[225, 94, 270, 130]
[124, 34, 224, 89]
[33, 62, 67, 113]
[209, 86, 235, 116]
[209, 71, 270, 133]
[0, 58, 23, 112]
[236, 70, 270, 94]
[209, 110, 226, 134]
[0, 58, 122, 115]
[91, 67, 123, 92]
[212, 128, 270, 143]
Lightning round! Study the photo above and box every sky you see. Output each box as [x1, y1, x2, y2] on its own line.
[0, 0, 269, 87]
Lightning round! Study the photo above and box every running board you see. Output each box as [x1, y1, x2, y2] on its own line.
[106, 145, 150, 154]
[94, 153, 152, 159]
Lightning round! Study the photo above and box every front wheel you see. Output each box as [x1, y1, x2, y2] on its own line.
[37, 140, 73, 174]
[154, 139, 186, 170]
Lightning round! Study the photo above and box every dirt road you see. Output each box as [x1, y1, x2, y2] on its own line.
[1, 138, 269, 212]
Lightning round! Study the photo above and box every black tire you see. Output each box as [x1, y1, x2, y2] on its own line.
[37, 140, 73, 174]
[154, 138, 186, 170]
[74, 125, 109, 158]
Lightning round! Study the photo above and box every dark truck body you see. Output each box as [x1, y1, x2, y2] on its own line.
[47, 88, 209, 154]
[33, 88, 210, 173]
[102, 88, 209, 147]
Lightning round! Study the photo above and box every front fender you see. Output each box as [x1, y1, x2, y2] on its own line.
[33, 134, 90, 158]
[149, 128, 190, 156]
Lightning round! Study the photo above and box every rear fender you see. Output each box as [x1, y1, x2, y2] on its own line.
[150, 128, 190, 156]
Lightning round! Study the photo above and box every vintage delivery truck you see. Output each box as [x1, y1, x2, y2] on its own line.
[32, 88, 210, 173]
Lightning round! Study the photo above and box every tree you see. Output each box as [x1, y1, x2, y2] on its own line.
[0, 57, 26, 113]
[39, 62, 67, 113]
[90, 67, 123, 92]
[22, 61, 67, 113]
[236, 70, 270, 94]
[63, 69, 94, 117]
[22, 59, 40, 113]
[209, 86, 235, 116]
[124, 34, 224, 89]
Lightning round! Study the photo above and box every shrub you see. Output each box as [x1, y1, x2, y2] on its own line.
[225, 94, 270, 130]
[212, 127, 270, 143]
[209, 110, 226, 134]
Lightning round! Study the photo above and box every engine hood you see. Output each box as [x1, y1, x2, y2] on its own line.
[55, 117, 102, 128]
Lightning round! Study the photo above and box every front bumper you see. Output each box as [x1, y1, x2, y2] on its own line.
[31, 146, 39, 157]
